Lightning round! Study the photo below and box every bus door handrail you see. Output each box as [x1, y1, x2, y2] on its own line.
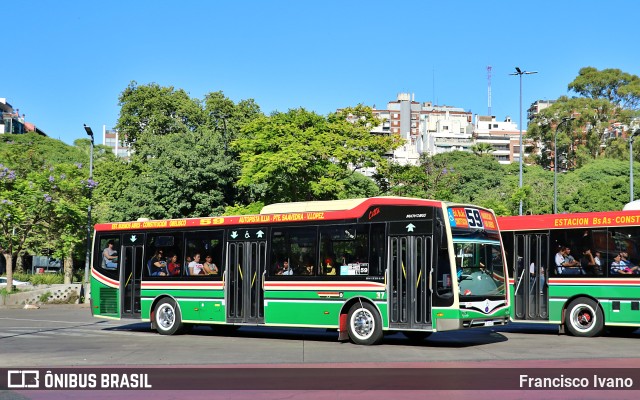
[514, 266, 525, 295]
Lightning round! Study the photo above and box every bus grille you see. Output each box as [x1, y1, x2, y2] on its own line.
[100, 288, 118, 314]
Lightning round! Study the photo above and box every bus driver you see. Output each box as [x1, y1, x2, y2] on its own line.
[102, 241, 118, 269]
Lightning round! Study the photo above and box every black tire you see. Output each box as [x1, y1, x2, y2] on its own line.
[564, 298, 604, 337]
[402, 331, 432, 342]
[347, 302, 383, 345]
[154, 298, 183, 335]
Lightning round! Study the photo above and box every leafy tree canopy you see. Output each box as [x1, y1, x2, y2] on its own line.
[109, 83, 263, 220]
[234, 106, 399, 204]
[568, 67, 640, 110]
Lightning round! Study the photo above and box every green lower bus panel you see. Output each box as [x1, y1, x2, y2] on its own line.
[265, 300, 342, 327]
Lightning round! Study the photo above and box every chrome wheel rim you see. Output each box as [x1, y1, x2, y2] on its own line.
[157, 303, 175, 331]
[570, 304, 595, 332]
[351, 308, 375, 340]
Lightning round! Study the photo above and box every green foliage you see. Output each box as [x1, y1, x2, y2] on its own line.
[234, 107, 398, 204]
[223, 202, 265, 216]
[338, 172, 380, 199]
[471, 142, 495, 156]
[568, 67, 640, 109]
[39, 291, 52, 303]
[11, 272, 66, 285]
[528, 67, 640, 171]
[0, 133, 92, 291]
[108, 84, 263, 220]
[116, 81, 205, 148]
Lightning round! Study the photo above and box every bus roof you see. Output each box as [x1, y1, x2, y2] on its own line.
[260, 197, 438, 214]
[93, 197, 445, 232]
[497, 210, 640, 231]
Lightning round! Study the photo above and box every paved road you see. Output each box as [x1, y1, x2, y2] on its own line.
[1, 304, 639, 400]
[0, 304, 639, 367]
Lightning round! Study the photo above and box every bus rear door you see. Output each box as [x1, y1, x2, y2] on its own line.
[226, 228, 267, 324]
[513, 233, 549, 321]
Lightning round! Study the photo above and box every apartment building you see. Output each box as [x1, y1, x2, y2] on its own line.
[369, 93, 474, 165]
[102, 126, 131, 159]
[473, 115, 522, 164]
[527, 99, 556, 123]
[0, 98, 47, 136]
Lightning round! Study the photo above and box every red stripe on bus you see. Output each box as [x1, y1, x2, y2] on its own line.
[91, 268, 119, 287]
[264, 282, 383, 286]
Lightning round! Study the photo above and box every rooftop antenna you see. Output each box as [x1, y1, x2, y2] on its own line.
[432, 67, 435, 105]
[487, 65, 492, 116]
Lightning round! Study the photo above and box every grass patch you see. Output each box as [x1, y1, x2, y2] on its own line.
[39, 291, 52, 303]
[0, 286, 24, 296]
[9, 270, 85, 285]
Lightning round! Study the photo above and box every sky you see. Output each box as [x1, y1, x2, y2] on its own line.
[4, 0, 640, 145]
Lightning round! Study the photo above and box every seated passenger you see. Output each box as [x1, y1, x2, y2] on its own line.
[611, 253, 640, 275]
[580, 248, 600, 275]
[555, 246, 582, 275]
[277, 260, 293, 275]
[323, 258, 336, 276]
[301, 264, 315, 276]
[148, 250, 168, 276]
[202, 255, 219, 275]
[188, 254, 204, 275]
[167, 254, 181, 276]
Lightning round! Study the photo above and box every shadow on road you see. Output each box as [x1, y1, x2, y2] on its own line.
[103, 321, 512, 347]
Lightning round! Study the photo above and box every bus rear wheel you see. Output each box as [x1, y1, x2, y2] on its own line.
[565, 298, 603, 337]
[154, 298, 183, 335]
[347, 302, 383, 345]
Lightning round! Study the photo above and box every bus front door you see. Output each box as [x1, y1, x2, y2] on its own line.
[514, 233, 549, 321]
[121, 244, 144, 318]
[226, 241, 267, 324]
[388, 235, 432, 330]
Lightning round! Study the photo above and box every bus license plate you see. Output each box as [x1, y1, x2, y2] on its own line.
[485, 320, 494, 327]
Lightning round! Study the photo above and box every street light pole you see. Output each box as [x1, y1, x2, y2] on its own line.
[554, 117, 574, 214]
[510, 67, 538, 215]
[83, 124, 95, 302]
[630, 129, 640, 203]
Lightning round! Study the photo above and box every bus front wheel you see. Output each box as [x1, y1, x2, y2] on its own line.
[154, 298, 183, 335]
[347, 302, 383, 345]
[565, 298, 603, 337]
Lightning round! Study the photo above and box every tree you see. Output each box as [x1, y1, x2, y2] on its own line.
[471, 142, 495, 156]
[0, 134, 90, 289]
[568, 67, 640, 110]
[115, 81, 205, 149]
[110, 84, 263, 220]
[529, 68, 640, 170]
[234, 106, 399, 204]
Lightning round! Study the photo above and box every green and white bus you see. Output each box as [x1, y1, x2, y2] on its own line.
[499, 211, 640, 337]
[90, 197, 509, 345]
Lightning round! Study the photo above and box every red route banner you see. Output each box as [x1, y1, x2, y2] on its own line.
[450, 208, 469, 228]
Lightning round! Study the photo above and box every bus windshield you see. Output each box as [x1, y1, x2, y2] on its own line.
[454, 240, 505, 297]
